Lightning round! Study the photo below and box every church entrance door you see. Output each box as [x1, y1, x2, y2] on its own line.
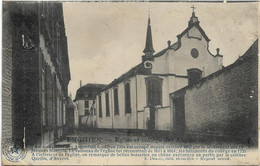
[148, 106, 156, 130]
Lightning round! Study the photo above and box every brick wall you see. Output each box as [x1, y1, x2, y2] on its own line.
[183, 41, 258, 143]
[2, 9, 13, 144]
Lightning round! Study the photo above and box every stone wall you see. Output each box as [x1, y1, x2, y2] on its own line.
[183, 40, 258, 144]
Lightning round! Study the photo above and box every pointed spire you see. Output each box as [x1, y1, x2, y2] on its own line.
[143, 15, 155, 57]
[188, 5, 199, 26]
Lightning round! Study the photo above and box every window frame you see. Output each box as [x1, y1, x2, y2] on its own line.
[145, 76, 163, 107]
[187, 68, 202, 85]
[105, 91, 110, 117]
[113, 87, 119, 116]
[98, 94, 102, 118]
[124, 81, 131, 114]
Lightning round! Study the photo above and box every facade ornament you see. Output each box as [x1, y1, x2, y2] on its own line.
[144, 61, 153, 69]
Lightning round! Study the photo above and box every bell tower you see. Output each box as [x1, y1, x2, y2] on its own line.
[142, 15, 155, 61]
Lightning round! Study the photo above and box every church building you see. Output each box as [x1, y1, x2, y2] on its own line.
[96, 10, 223, 131]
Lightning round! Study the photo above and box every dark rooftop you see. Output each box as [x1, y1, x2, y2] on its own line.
[74, 83, 106, 101]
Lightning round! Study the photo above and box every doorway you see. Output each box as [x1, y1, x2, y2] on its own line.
[173, 96, 185, 133]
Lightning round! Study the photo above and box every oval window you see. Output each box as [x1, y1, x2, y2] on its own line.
[191, 48, 199, 58]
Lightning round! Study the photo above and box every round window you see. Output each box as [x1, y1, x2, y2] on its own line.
[191, 48, 199, 58]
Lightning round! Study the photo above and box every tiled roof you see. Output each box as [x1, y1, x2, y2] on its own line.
[101, 63, 151, 92]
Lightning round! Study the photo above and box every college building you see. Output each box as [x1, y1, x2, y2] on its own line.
[74, 83, 106, 129]
[2, 2, 71, 147]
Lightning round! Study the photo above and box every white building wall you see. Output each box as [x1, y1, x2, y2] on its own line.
[97, 77, 138, 129]
[148, 26, 222, 82]
[77, 100, 85, 116]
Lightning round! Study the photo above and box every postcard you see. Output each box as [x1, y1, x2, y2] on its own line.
[2, 1, 259, 165]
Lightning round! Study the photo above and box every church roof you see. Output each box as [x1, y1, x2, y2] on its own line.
[177, 22, 210, 42]
[101, 63, 151, 92]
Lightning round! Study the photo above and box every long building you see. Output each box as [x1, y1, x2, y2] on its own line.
[2, 2, 71, 147]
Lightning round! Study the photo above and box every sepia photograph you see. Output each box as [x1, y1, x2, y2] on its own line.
[1, 0, 259, 165]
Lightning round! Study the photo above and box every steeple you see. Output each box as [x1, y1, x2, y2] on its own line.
[143, 15, 155, 57]
[188, 5, 199, 26]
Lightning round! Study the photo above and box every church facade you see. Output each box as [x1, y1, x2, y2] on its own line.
[96, 11, 223, 131]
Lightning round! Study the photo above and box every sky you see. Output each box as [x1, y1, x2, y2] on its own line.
[63, 2, 258, 99]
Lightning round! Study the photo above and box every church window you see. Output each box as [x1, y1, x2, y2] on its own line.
[114, 87, 119, 116]
[191, 48, 199, 58]
[146, 77, 163, 106]
[105, 92, 110, 117]
[187, 68, 202, 85]
[124, 82, 131, 114]
[98, 95, 102, 118]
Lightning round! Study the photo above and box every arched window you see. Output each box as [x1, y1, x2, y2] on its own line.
[98, 95, 102, 118]
[124, 82, 131, 114]
[187, 68, 202, 85]
[145, 76, 163, 106]
[105, 92, 110, 117]
[114, 87, 119, 116]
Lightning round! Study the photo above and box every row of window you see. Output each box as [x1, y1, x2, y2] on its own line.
[41, 57, 64, 128]
[96, 70, 202, 118]
[99, 82, 131, 118]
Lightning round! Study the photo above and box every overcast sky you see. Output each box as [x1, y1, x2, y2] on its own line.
[63, 2, 258, 99]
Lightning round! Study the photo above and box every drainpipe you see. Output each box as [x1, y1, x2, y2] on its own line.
[110, 89, 114, 129]
[134, 70, 138, 129]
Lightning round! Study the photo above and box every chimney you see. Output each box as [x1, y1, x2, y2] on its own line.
[80, 80, 82, 87]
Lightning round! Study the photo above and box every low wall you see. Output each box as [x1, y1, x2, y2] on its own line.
[156, 107, 171, 131]
[184, 47, 257, 142]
